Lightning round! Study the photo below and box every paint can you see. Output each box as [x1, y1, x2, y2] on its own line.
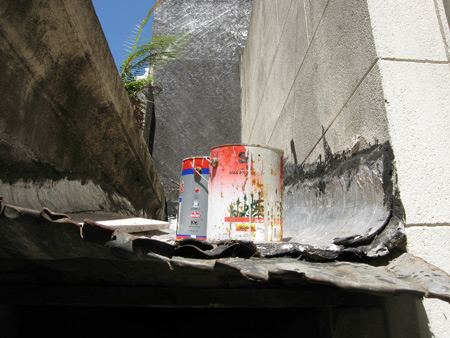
[177, 156, 209, 240]
[207, 144, 284, 242]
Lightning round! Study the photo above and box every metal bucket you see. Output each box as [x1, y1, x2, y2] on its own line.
[177, 156, 209, 240]
[207, 144, 284, 242]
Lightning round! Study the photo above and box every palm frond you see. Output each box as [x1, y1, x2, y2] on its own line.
[119, 1, 191, 130]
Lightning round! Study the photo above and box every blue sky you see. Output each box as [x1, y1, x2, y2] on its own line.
[92, 0, 157, 72]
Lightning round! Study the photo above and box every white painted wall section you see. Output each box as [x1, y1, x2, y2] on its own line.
[367, 0, 448, 61]
[378, 60, 450, 225]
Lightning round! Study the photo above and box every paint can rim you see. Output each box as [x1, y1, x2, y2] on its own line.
[182, 156, 210, 161]
[210, 143, 284, 154]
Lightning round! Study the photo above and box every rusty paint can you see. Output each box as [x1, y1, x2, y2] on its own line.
[207, 144, 284, 242]
[177, 156, 209, 240]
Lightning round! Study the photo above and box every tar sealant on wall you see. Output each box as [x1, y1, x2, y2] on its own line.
[177, 157, 209, 240]
[207, 144, 284, 242]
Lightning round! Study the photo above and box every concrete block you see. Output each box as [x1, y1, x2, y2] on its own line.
[274, 0, 293, 33]
[267, 84, 296, 166]
[379, 60, 450, 225]
[255, 1, 297, 143]
[253, 1, 281, 92]
[435, 0, 450, 57]
[276, 0, 377, 163]
[280, 58, 389, 179]
[406, 226, 450, 338]
[304, 138, 326, 167]
[367, 0, 448, 61]
[260, 0, 276, 40]
[290, 74, 326, 165]
[321, 61, 390, 155]
[406, 226, 450, 273]
[421, 298, 450, 338]
[294, 0, 309, 71]
[242, 0, 309, 143]
[242, 2, 450, 336]
[304, 0, 329, 43]
[247, 0, 379, 161]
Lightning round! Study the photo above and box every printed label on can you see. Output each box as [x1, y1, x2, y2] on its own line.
[190, 212, 201, 218]
[177, 157, 209, 240]
[207, 145, 283, 242]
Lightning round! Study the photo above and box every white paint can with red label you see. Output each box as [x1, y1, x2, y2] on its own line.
[207, 144, 284, 242]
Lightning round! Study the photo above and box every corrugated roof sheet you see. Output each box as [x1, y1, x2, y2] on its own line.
[0, 202, 449, 304]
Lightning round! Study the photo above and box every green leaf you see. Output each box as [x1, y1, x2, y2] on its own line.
[119, 1, 191, 130]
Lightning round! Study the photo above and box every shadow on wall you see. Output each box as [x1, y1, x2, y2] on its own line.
[444, 0, 450, 29]
[0, 0, 166, 220]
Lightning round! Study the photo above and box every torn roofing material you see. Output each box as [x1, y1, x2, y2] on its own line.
[0, 203, 449, 304]
[283, 142, 401, 252]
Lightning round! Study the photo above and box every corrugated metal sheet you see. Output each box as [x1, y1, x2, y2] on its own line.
[0, 202, 449, 304]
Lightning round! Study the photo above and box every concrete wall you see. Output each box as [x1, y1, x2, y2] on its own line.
[151, 0, 253, 216]
[0, 0, 166, 220]
[241, 0, 450, 336]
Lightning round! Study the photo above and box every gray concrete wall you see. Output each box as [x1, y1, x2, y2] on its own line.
[151, 0, 253, 216]
[0, 0, 166, 220]
[242, 0, 390, 162]
[241, 0, 450, 336]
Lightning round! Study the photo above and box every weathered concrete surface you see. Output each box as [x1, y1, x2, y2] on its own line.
[367, 3, 450, 334]
[241, 0, 450, 335]
[0, 0, 166, 219]
[406, 225, 450, 338]
[151, 0, 253, 216]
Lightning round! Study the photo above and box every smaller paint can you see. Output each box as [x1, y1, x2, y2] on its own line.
[177, 156, 209, 240]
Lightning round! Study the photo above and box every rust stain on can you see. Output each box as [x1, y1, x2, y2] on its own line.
[207, 144, 284, 242]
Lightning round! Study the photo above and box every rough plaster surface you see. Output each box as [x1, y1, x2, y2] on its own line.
[242, 0, 379, 165]
[322, 62, 390, 155]
[421, 299, 450, 338]
[379, 60, 450, 225]
[367, 0, 448, 61]
[406, 226, 450, 337]
[371, 5, 450, 334]
[368, 0, 450, 227]
[406, 227, 450, 273]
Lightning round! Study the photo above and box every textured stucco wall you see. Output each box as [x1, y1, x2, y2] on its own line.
[241, 0, 450, 336]
[0, 0, 166, 219]
[151, 0, 253, 216]
[368, 2, 450, 336]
